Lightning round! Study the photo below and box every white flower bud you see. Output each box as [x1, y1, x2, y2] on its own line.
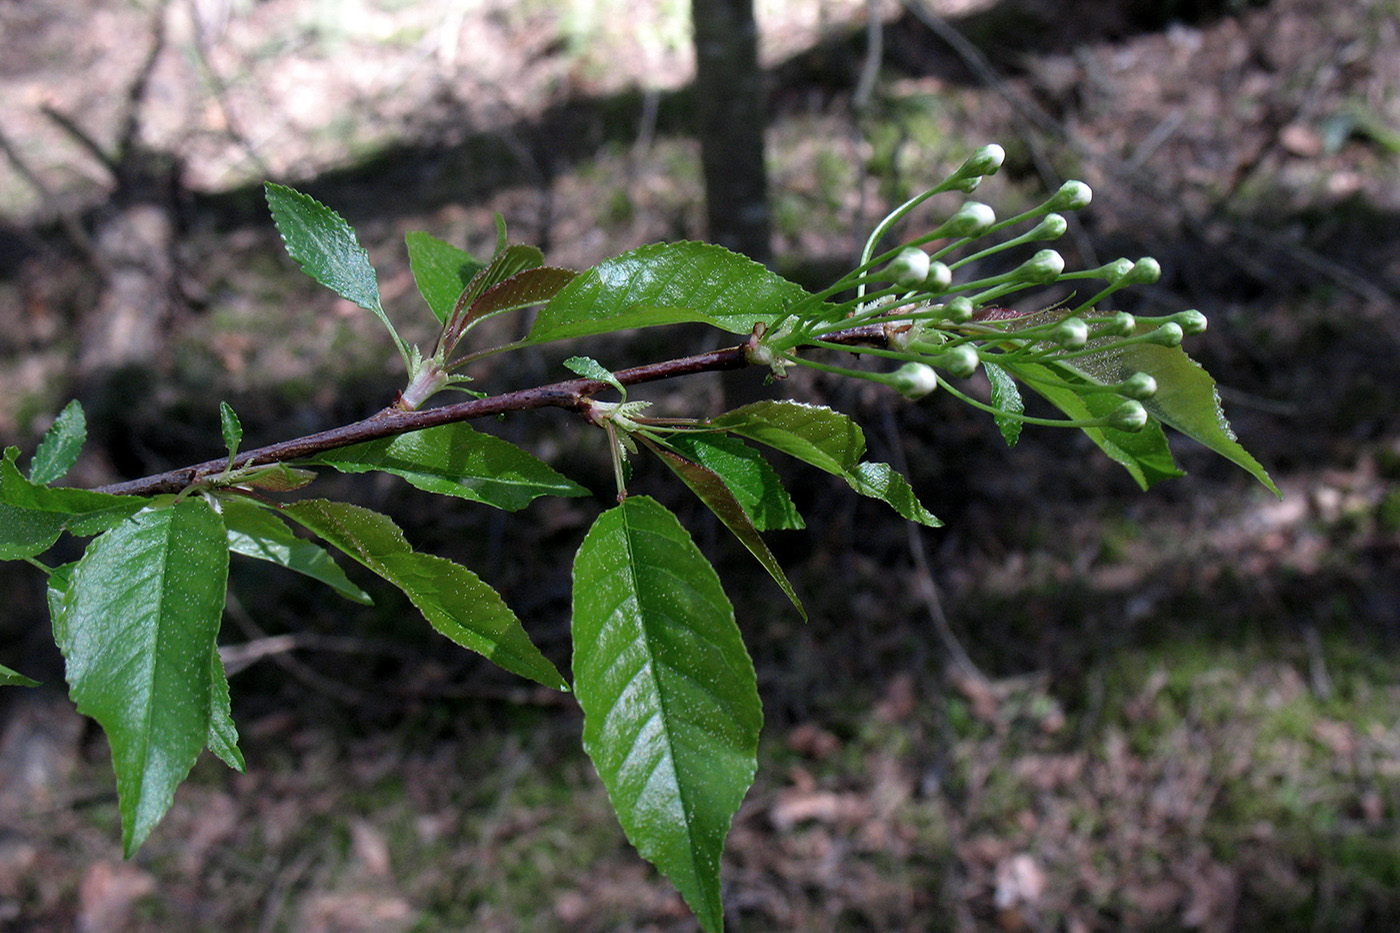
[891, 362, 940, 400]
[1107, 399, 1148, 432]
[1118, 372, 1158, 400]
[1029, 213, 1067, 241]
[935, 345, 980, 378]
[944, 296, 974, 323]
[1123, 257, 1162, 285]
[947, 201, 996, 238]
[1017, 249, 1065, 283]
[1052, 316, 1088, 349]
[1048, 180, 1092, 211]
[1172, 309, 1208, 335]
[966, 144, 1006, 177]
[1148, 322, 1184, 347]
[924, 261, 952, 291]
[884, 248, 931, 288]
[1103, 311, 1137, 336]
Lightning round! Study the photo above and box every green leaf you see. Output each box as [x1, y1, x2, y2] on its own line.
[666, 433, 804, 531]
[219, 402, 243, 463]
[572, 496, 760, 933]
[219, 497, 372, 604]
[648, 441, 805, 618]
[303, 423, 587, 511]
[0, 501, 67, 560]
[1068, 336, 1279, 496]
[264, 183, 401, 353]
[528, 241, 810, 344]
[405, 230, 486, 323]
[844, 462, 942, 527]
[0, 662, 40, 687]
[983, 361, 1024, 447]
[30, 399, 86, 485]
[59, 499, 230, 855]
[281, 500, 565, 690]
[563, 356, 626, 397]
[0, 449, 147, 542]
[709, 401, 866, 476]
[206, 647, 245, 772]
[1004, 360, 1183, 490]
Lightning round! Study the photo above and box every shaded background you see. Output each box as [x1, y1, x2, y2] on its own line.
[1, 0, 1398, 929]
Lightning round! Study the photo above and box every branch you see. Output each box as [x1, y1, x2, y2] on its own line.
[96, 325, 894, 498]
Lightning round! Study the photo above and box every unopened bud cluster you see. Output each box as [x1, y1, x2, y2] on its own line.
[769, 144, 1211, 437]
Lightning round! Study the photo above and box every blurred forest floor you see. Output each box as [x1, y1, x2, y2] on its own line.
[1, 0, 1399, 930]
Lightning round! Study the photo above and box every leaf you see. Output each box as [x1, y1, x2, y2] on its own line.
[572, 496, 760, 933]
[528, 241, 810, 344]
[0, 501, 68, 560]
[59, 499, 230, 855]
[0, 449, 147, 542]
[219, 497, 372, 604]
[709, 401, 866, 476]
[666, 433, 804, 531]
[648, 441, 805, 618]
[1068, 336, 1279, 496]
[844, 462, 942, 527]
[461, 267, 576, 328]
[264, 183, 399, 349]
[219, 402, 243, 462]
[0, 662, 40, 687]
[406, 230, 486, 323]
[983, 361, 1024, 447]
[563, 356, 626, 397]
[1005, 360, 1183, 490]
[30, 399, 86, 485]
[281, 500, 565, 690]
[206, 647, 245, 772]
[452, 244, 544, 319]
[303, 423, 588, 511]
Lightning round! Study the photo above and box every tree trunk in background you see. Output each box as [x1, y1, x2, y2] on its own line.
[691, 0, 771, 264]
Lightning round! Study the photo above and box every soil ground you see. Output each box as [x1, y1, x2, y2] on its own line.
[1, 0, 1399, 930]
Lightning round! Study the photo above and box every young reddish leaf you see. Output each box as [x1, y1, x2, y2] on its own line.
[527, 241, 809, 344]
[454, 267, 576, 333]
[59, 499, 230, 855]
[572, 496, 760, 933]
[281, 500, 566, 690]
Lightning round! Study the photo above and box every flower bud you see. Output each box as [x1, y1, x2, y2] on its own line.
[884, 248, 931, 288]
[946, 201, 996, 238]
[935, 345, 980, 378]
[1017, 249, 1065, 283]
[1118, 371, 1158, 400]
[1029, 213, 1067, 241]
[1048, 180, 1092, 211]
[1052, 316, 1088, 349]
[947, 144, 1005, 188]
[1172, 309, 1208, 335]
[1107, 399, 1148, 432]
[1148, 322, 1184, 347]
[890, 362, 940, 399]
[944, 296, 974, 323]
[1102, 311, 1137, 337]
[1123, 257, 1162, 285]
[924, 261, 952, 291]
[1103, 258, 1136, 283]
